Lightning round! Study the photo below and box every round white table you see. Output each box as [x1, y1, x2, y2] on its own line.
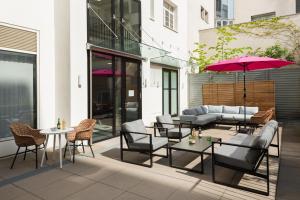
[40, 127, 74, 168]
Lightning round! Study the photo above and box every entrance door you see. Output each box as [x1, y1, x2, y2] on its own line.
[162, 69, 178, 116]
[89, 51, 141, 142]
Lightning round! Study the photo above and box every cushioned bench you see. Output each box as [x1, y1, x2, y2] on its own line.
[120, 119, 169, 167]
[211, 120, 280, 196]
[180, 105, 259, 127]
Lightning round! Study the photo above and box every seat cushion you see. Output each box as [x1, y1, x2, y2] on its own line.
[208, 105, 223, 113]
[128, 137, 168, 151]
[180, 115, 197, 123]
[121, 120, 147, 143]
[194, 114, 218, 125]
[215, 134, 263, 171]
[160, 127, 191, 138]
[156, 115, 175, 129]
[240, 106, 259, 115]
[182, 108, 198, 116]
[221, 113, 252, 122]
[223, 106, 240, 114]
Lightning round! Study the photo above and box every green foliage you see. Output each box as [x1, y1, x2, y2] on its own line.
[191, 16, 300, 72]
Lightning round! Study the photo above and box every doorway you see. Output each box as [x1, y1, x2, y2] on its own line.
[162, 69, 178, 116]
[89, 51, 141, 142]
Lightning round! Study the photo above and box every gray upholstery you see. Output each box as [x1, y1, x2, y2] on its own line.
[182, 108, 198, 115]
[201, 105, 208, 114]
[223, 106, 240, 114]
[221, 113, 252, 122]
[258, 120, 278, 148]
[180, 115, 197, 123]
[195, 107, 206, 115]
[156, 115, 175, 129]
[121, 120, 147, 143]
[215, 134, 263, 170]
[208, 105, 223, 113]
[194, 114, 219, 125]
[128, 137, 168, 151]
[160, 127, 191, 138]
[240, 106, 259, 115]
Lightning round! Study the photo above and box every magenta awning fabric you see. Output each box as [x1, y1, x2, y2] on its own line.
[205, 56, 294, 72]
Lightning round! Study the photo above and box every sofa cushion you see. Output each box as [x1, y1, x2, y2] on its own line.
[195, 107, 206, 115]
[223, 106, 240, 114]
[122, 120, 148, 143]
[182, 108, 198, 116]
[215, 134, 262, 170]
[180, 115, 197, 123]
[208, 105, 223, 113]
[201, 105, 209, 114]
[160, 127, 191, 138]
[128, 137, 168, 150]
[258, 121, 277, 148]
[193, 114, 219, 125]
[156, 115, 175, 129]
[240, 106, 259, 115]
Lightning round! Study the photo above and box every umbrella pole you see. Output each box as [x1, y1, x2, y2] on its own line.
[243, 64, 246, 129]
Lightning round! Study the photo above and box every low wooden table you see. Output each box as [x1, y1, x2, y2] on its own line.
[169, 136, 221, 174]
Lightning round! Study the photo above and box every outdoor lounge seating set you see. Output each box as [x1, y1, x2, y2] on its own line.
[180, 105, 259, 127]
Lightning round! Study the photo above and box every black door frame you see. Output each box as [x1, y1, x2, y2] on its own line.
[88, 50, 142, 142]
[162, 68, 179, 116]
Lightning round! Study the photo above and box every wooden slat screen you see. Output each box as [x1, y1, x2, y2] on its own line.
[202, 80, 275, 111]
[0, 25, 37, 53]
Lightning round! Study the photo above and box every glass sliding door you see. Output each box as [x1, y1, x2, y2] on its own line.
[91, 52, 114, 142]
[0, 50, 37, 139]
[124, 60, 141, 122]
[89, 51, 141, 142]
[162, 69, 178, 116]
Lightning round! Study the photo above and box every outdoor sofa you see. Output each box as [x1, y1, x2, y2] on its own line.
[211, 120, 280, 196]
[180, 105, 259, 127]
[120, 119, 169, 167]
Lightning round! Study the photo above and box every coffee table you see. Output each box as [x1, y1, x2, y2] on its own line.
[169, 136, 221, 173]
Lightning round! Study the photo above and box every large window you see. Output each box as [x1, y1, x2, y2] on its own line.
[0, 50, 37, 139]
[163, 1, 177, 31]
[216, 0, 234, 27]
[163, 69, 178, 116]
[297, 0, 300, 13]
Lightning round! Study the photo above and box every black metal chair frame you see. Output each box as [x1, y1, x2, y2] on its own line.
[120, 127, 169, 168]
[64, 139, 95, 163]
[211, 127, 280, 196]
[10, 144, 48, 169]
[154, 121, 193, 142]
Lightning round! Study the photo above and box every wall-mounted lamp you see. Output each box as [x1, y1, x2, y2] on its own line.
[78, 75, 82, 88]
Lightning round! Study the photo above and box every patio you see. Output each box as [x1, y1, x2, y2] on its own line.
[0, 120, 298, 200]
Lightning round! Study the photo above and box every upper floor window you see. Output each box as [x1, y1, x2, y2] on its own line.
[150, 0, 155, 19]
[201, 6, 209, 23]
[297, 0, 300, 13]
[216, 0, 234, 20]
[251, 12, 276, 21]
[163, 1, 177, 31]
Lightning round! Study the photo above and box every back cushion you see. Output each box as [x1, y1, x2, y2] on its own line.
[195, 107, 205, 115]
[182, 108, 198, 115]
[240, 106, 259, 115]
[208, 105, 223, 113]
[201, 105, 208, 114]
[156, 115, 175, 129]
[259, 125, 275, 148]
[122, 120, 147, 143]
[223, 106, 240, 114]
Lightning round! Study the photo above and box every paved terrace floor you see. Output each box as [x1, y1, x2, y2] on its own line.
[0, 121, 297, 200]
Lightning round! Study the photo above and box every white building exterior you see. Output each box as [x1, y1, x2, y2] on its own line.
[0, 0, 213, 157]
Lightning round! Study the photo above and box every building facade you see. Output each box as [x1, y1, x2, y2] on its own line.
[0, 0, 214, 157]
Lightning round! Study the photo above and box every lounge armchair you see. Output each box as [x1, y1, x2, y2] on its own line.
[211, 120, 280, 196]
[155, 114, 192, 142]
[120, 119, 168, 167]
[64, 119, 96, 163]
[10, 123, 47, 169]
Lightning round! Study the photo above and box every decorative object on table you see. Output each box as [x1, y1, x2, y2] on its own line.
[61, 119, 66, 130]
[10, 123, 48, 169]
[205, 56, 293, 128]
[64, 119, 96, 163]
[57, 118, 61, 129]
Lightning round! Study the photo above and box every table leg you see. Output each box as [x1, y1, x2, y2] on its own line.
[169, 148, 172, 167]
[201, 153, 204, 173]
[53, 135, 56, 152]
[41, 135, 49, 167]
[59, 134, 62, 168]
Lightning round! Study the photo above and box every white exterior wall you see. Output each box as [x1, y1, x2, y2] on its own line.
[0, 0, 56, 156]
[141, 0, 189, 125]
[234, 0, 296, 24]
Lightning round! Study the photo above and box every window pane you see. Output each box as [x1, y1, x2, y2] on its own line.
[171, 90, 177, 115]
[0, 50, 36, 139]
[163, 90, 169, 114]
[163, 72, 169, 89]
[171, 71, 177, 89]
[150, 0, 155, 18]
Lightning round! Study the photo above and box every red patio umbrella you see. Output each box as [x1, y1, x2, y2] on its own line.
[205, 56, 294, 127]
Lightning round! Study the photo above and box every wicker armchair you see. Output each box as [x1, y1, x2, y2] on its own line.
[64, 119, 96, 163]
[10, 123, 47, 169]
